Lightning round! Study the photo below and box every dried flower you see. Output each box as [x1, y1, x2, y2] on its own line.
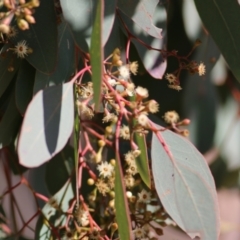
[198, 62, 206, 76]
[168, 84, 182, 91]
[6, 26, 18, 38]
[97, 161, 114, 178]
[96, 179, 110, 196]
[129, 61, 138, 75]
[163, 111, 179, 124]
[165, 73, 177, 84]
[14, 40, 29, 58]
[120, 125, 130, 140]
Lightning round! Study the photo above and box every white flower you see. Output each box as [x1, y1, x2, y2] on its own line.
[120, 125, 130, 140]
[97, 161, 114, 178]
[137, 113, 149, 127]
[133, 227, 146, 239]
[136, 86, 149, 99]
[108, 78, 117, 86]
[102, 113, 117, 123]
[147, 100, 159, 113]
[118, 65, 130, 79]
[124, 151, 136, 165]
[127, 161, 138, 175]
[14, 40, 29, 58]
[138, 189, 151, 203]
[124, 175, 135, 188]
[126, 82, 135, 96]
[198, 62, 206, 76]
[75, 207, 89, 227]
[163, 110, 179, 124]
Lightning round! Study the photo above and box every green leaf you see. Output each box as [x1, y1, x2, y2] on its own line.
[18, 82, 74, 167]
[90, 0, 103, 111]
[15, 60, 36, 115]
[194, 0, 240, 82]
[11, 0, 58, 73]
[0, 45, 21, 98]
[33, 19, 75, 94]
[60, 0, 116, 52]
[0, 91, 22, 149]
[114, 153, 131, 240]
[45, 145, 74, 195]
[151, 124, 220, 240]
[135, 133, 151, 188]
[35, 181, 74, 240]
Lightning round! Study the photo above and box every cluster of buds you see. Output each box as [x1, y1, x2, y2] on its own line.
[0, 0, 39, 34]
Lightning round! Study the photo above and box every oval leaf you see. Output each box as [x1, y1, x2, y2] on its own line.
[33, 20, 75, 94]
[151, 124, 220, 240]
[18, 82, 74, 167]
[194, 0, 240, 83]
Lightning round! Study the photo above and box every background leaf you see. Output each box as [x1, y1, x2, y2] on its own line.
[117, 2, 167, 78]
[18, 82, 74, 168]
[34, 181, 74, 240]
[15, 60, 36, 115]
[45, 144, 74, 195]
[194, 0, 240, 83]
[0, 45, 21, 98]
[11, 0, 58, 73]
[151, 124, 220, 240]
[33, 19, 75, 94]
[0, 91, 22, 149]
[60, 0, 116, 52]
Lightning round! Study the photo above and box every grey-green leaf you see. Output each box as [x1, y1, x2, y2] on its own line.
[194, 0, 240, 82]
[33, 20, 75, 94]
[18, 82, 74, 167]
[151, 124, 220, 240]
